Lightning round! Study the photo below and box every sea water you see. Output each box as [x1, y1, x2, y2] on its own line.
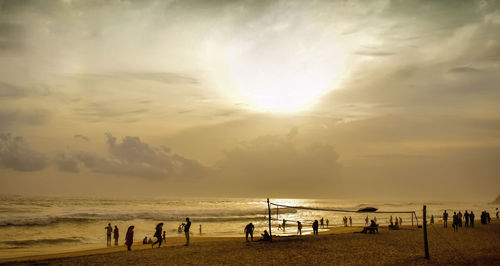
[0, 195, 495, 259]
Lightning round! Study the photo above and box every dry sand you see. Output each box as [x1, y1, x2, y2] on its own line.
[1, 221, 499, 265]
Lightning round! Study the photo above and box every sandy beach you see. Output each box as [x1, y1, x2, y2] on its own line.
[1, 221, 499, 265]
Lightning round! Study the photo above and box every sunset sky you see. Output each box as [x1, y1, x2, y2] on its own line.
[1, 0, 499, 200]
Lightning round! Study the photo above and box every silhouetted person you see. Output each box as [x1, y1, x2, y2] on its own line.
[199, 224, 202, 235]
[125, 226, 134, 251]
[470, 211, 475, 228]
[261, 230, 271, 241]
[244, 223, 254, 242]
[365, 216, 369, 226]
[458, 211, 463, 227]
[148, 238, 152, 244]
[326, 219, 329, 228]
[113, 225, 119, 246]
[452, 212, 458, 232]
[390, 215, 393, 225]
[349, 216, 352, 227]
[313, 220, 319, 235]
[480, 211, 487, 224]
[143, 236, 148, 245]
[152, 222, 163, 248]
[374, 217, 377, 223]
[184, 218, 191, 246]
[443, 210, 448, 228]
[343, 216, 347, 227]
[320, 218, 324, 228]
[297, 221, 302, 235]
[430, 215, 434, 225]
[163, 231, 166, 241]
[282, 219, 286, 231]
[105, 223, 113, 246]
[496, 209, 499, 220]
[464, 211, 469, 227]
[399, 217, 402, 225]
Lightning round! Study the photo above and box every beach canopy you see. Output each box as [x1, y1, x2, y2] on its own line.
[357, 207, 378, 212]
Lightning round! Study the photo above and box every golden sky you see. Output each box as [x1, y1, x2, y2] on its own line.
[1, 0, 499, 200]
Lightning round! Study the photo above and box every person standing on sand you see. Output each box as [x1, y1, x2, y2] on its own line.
[326, 219, 329, 228]
[452, 212, 458, 232]
[105, 223, 113, 246]
[443, 210, 448, 228]
[458, 211, 463, 227]
[365, 216, 369, 226]
[430, 215, 434, 225]
[152, 222, 163, 248]
[125, 225, 134, 251]
[320, 217, 324, 228]
[297, 221, 302, 235]
[389, 215, 393, 225]
[184, 217, 191, 246]
[282, 219, 286, 231]
[399, 217, 402, 225]
[244, 223, 254, 242]
[470, 211, 475, 228]
[349, 216, 352, 227]
[312, 220, 319, 235]
[113, 225, 119, 246]
[374, 217, 377, 223]
[464, 211, 470, 227]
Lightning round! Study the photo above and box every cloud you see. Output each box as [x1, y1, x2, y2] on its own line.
[0, 81, 27, 98]
[449, 67, 481, 73]
[55, 153, 79, 173]
[74, 133, 208, 179]
[73, 134, 90, 141]
[0, 109, 50, 129]
[0, 133, 47, 171]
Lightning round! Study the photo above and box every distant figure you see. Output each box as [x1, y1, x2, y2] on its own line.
[113, 225, 119, 246]
[326, 219, 329, 228]
[199, 224, 202, 235]
[312, 220, 319, 235]
[443, 210, 448, 228]
[152, 222, 164, 248]
[470, 211, 475, 228]
[399, 217, 402, 225]
[458, 211, 463, 227]
[105, 223, 113, 246]
[343, 216, 348, 227]
[178, 224, 184, 233]
[360, 220, 378, 234]
[480, 211, 487, 224]
[496, 209, 499, 220]
[389, 216, 393, 225]
[452, 212, 458, 232]
[487, 212, 491, 223]
[163, 231, 166, 241]
[277, 224, 282, 230]
[297, 221, 302, 235]
[430, 215, 434, 225]
[143, 236, 148, 245]
[244, 223, 255, 242]
[320, 218, 324, 228]
[282, 219, 286, 231]
[365, 216, 369, 226]
[260, 230, 271, 241]
[125, 226, 134, 251]
[395, 217, 399, 226]
[184, 218, 191, 246]
[464, 211, 470, 227]
[148, 238, 153, 244]
[374, 217, 377, 223]
[349, 216, 352, 227]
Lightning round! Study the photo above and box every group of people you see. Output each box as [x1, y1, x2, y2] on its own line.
[105, 218, 192, 251]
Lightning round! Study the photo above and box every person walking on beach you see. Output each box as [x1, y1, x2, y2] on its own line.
[443, 210, 448, 228]
[184, 218, 191, 246]
[470, 211, 475, 228]
[152, 222, 164, 248]
[464, 211, 470, 227]
[313, 220, 319, 235]
[105, 223, 113, 246]
[297, 221, 302, 235]
[320, 217, 324, 228]
[349, 216, 352, 227]
[365, 216, 369, 226]
[125, 225, 134, 251]
[244, 223, 254, 242]
[113, 225, 119, 246]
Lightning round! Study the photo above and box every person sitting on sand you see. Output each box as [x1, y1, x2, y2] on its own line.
[260, 230, 271, 241]
[359, 220, 378, 233]
[113, 225, 119, 246]
[244, 223, 255, 242]
[105, 223, 113, 246]
[297, 221, 302, 235]
[152, 222, 164, 248]
[125, 226, 134, 251]
[313, 220, 319, 235]
[143, 236, 148, 245]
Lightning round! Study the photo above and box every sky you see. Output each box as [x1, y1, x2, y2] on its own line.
[0, 0, 499, 201]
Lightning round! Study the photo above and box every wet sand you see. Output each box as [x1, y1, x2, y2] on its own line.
[1, 221, 499, 265]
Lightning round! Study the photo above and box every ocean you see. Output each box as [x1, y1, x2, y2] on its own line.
[0, 195, 495, 259]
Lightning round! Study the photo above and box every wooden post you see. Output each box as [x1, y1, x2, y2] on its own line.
[412, 212, 414, 226]
[267, 198, 273, 242]
[423, 205, 429, 259]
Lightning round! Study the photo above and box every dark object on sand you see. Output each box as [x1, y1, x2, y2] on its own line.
[357, 207, 378, 212]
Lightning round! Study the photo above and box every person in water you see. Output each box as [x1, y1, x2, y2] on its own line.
[125, 226, 134, 251]
[105, 223, 113, 246]
[244, 223, 255, 242]
[184, 218, 191, 246]
[152, 223, 164, 248]
[113, 225, 119, 246]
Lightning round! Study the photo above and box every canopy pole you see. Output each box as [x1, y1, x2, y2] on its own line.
[267, 198, 272, 242]
[423, 205, 429, 259]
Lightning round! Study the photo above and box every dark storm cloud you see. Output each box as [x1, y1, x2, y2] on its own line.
[0, 133, 47, 171]
[74, 133, 208, 179]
